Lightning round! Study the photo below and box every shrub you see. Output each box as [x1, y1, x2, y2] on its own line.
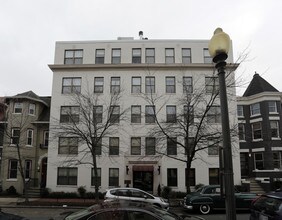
[47, 191, 78, 198]
[78, 186, 86, 198]
[169, 191, 187, 199]
[40, 188, 50, 198]
[85, 192, 104, 199]
[161, 186, 172, 199]
[6, 186, 17, 195]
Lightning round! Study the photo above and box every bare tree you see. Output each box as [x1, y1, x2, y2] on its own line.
[51, 90, 128, 201]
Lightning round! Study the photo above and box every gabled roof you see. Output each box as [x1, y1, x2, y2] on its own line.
[5, 91, 50, 107]
[243, 73, 279, 97]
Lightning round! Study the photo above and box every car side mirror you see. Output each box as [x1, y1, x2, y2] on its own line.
[144, 195, 148, 199]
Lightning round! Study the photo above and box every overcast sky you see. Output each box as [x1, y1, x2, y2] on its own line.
[1, 0, 281, 97]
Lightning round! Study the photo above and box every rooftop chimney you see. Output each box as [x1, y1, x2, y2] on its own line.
[139, 31, 143, 40]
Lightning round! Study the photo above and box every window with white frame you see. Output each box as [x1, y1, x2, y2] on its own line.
[27, 129, 33, 146]
[60, 106, 80, 123]
[250, 103, 260, 116]
[145, 137, 155, 155]
[132, 77, 141, 93]
[207, 106, 221, 123]
[208, 139, 219, 156]
[58, 137, 78, 155]
[94, 77, 104, 93]
[273, 152, 282, 169]
[270, 121, 279, 138]
[43, 131, 49, 147]
[203, 48, 212, 63]
[91, 168, 101, 186]
[166, 106, 176, 123]
[62, 77, 81, 94]
[183, 77, 193, 93]
[131, 105, 141, 123]
[182, 48, 191, 64]
[109, 106, 120, 124]
[252, 122, 262, 140]
[14, 102, 22, 114]
[93, 106, 103, 123]
[145, 105, 155, 123]
[25, 160, 32, 179]
[64, 50, 83, 64]
[8, 160, 18, 179]
[145, 76, 155, 93]
[95, 49, 105, 64]
[111, 77, 120, 93]
[167, 137, 177, 155]
[238, 124, 245, 141]
[205, 77, 219, 94]
[132, 48, 141, 63]
[254, 153, 264, 170]
[57, 167, 78, 185]
[165, 48, 175, 64]
[184, 105, 194, 124]
[268, 101, 278, 113]
[131, 137, 141, 155]
[237, 105, 244, 117]
[166, 77, 176, 93]
[109, 137, 119, 155]
[11, 128, 20, 145]
[167, 168, 177, 187]
[145, 48, 155, 64]
[28, 103, 35, 115]
[209, 168, 219, 184]
[112, 49, 121, 64]
[109, 168, 119, 187]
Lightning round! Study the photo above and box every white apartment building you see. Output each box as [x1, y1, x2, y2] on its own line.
[47, 33, 241, 194]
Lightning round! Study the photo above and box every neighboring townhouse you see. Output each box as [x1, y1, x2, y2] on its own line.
[238, 73, 282, 187]
[1, 91, 50, 193]
[0, 97, 6, 186]
[47, 33, 241, 194]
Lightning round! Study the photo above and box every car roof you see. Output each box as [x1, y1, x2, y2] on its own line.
[108, 187, 144, 191]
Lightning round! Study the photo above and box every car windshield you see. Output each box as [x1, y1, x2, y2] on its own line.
[194, 187, 204, 193]
[149, 206, 182, 220]
[65, 205, 99, 220]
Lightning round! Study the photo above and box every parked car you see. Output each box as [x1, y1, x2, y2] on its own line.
[104, 187, 169, 209]
[183, 185, 258, 214]
[64, 200, 202, 220]
[250, 191, 282, 220]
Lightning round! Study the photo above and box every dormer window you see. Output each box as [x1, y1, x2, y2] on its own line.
[268, 101, 278, 113]
[29, 103, 35, 115]
[14, 102, 22, 114]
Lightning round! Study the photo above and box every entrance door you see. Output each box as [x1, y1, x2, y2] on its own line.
[40, 157, 47, 188]
[240, 153, 249, 177]
[133, 171, 153, 193]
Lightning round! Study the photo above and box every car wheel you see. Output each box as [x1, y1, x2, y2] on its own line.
[199, 204, 211, 214]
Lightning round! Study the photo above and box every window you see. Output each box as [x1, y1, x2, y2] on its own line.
[25, 160, 32, 179]
[252, 122, 262, 140]
[185, 137, 194, 155]
[11, 128, 20, 145]
[94, 138, 102, 155]
[145, 105, 155, 123]
[183, 77, 193, 93]
[109, 168, 119, 187]
[250, 103, 260, 116]
[109, 137, 119, 155]
[166, 106, 176, 123]
[203, 48, 212, 63]
[273, 152, 282, 169]
[254, 153, 264, 170]
[58, 137, 78, 155]
[27, 129, 33, 146]
[112, 49, 121, 64]
[208, 139, 219, 156]
[94, 77, 104, 93]
[109, 106, 120, 123]
[111, 77, 120, 93]
[132, 48, 141, 63]
[167, 137, 177, 155]
[62, 77, 81, 94]
[14, 102, 22, 114]
[182, 48, 191, 64]
[131, 137, 141, 155]
[205, 77, 219, 93]
[8, 160, 18, 179]
[57, 167, 78, 185]
[269, 101, 278, 113]
[238, 124, 245, 140]
[167, 168, 177, 187]
[145, 76, 155, 93]
[64, 50, 83, 64]
[43, 131, 49, 147]
[184, 105, 194, 124]
[185, 168, 195, 186]
[166, 77, 175, 93]
[29, 103, 35, 115]
[207, 106, 221, 123]
[270, 121, 279, 138]
[95, 49, 105, 64]
[131, 106, 141, 123]
[145, 137, 155, 155]
[93, 106, 103, 123]
[91, 168, 101, 186]
[60, 106, 80, 123]
[132, 77, 141, 93]
[145, 48, 155, 64]
[165, 48, 175, 64]
[237, 105, 244, 117]
[209, 168, 219, 184]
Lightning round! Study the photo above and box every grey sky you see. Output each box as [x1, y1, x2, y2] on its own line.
[0, 0, 281, 96]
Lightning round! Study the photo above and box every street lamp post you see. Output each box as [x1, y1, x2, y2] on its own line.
[208, 28, 236, 220]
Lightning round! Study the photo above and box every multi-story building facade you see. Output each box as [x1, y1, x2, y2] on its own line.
[47, 34, 241, 194]
[238, 73, 282, 183]
[1, 91, 50, 193]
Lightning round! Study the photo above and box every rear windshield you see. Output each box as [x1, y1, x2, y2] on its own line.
[254, 196, 282, 212]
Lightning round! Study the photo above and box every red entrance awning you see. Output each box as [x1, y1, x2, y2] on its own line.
[132, 165, 154, 172]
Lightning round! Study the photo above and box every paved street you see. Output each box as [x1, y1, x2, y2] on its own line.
[0, 206, 251, 220]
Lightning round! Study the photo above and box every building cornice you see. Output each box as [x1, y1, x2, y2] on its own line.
[237, 92, 282, 105]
